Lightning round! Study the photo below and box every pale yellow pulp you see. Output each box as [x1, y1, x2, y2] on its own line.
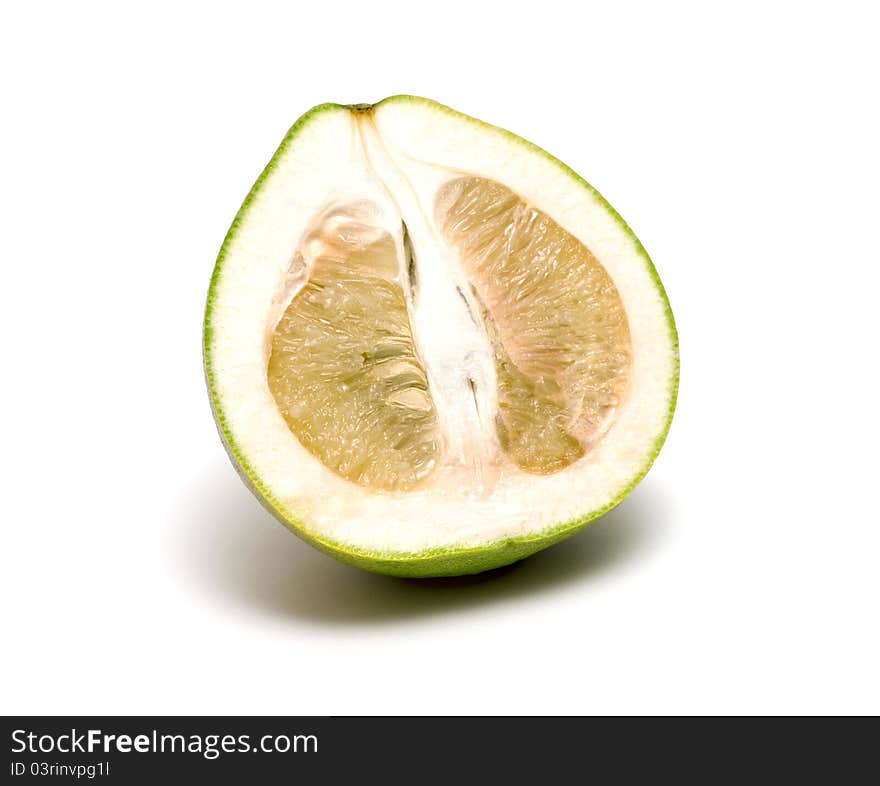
[267, 178, 631, 492]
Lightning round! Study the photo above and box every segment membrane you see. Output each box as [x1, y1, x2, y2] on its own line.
[267, 207, 440, 492]
[436, 177, 632, 474]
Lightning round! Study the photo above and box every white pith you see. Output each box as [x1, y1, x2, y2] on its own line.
[208, 99, 676, 553]
[354, 116, 502, 487]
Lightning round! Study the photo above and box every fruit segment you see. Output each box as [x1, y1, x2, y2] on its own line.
[437, 177, 632, 474]
[267, 207, 440, 492]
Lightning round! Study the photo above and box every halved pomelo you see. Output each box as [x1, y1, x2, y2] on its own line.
[204, 96, 678, 577]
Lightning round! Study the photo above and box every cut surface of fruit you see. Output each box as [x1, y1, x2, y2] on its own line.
[204, 96, 678, 576]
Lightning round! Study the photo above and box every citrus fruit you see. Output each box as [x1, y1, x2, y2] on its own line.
[204, 96, 678, 576]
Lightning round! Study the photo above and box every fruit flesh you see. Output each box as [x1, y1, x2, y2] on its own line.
[267, 174, 632, 492]
[437, 177, 631, 473]
[267, 207, 440, 492]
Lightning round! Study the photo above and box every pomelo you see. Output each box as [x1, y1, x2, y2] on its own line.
[204, 96, 678, 577]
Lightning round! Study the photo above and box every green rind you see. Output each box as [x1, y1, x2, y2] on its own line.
[203, 96, 679, 578]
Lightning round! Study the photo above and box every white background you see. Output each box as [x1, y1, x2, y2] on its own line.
[2, 1, 878, 715]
